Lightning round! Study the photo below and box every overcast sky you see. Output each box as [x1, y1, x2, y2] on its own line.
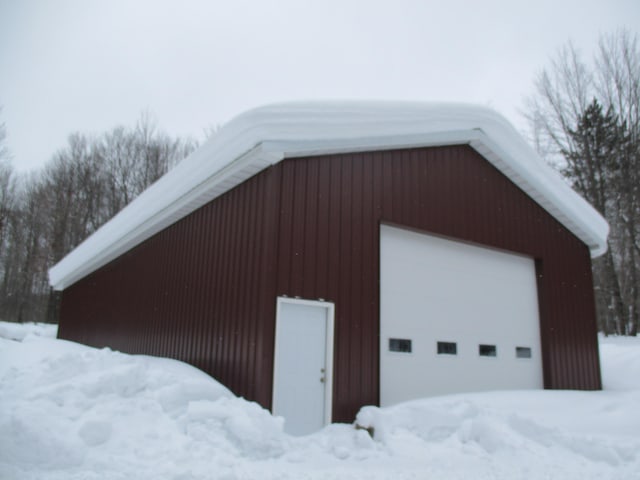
[1, 0, 638, 172]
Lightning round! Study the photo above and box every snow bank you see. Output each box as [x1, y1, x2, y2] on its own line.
[0, 335, 287, 479]
[599, 334, 640, 390]
[0, 321, 57, 341]
[356, 389, 640, 477]
[1, 329, 639, 479]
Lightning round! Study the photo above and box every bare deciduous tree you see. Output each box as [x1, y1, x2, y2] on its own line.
[0, 112, 197, 323]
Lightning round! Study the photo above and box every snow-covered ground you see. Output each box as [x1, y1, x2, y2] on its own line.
[0, 321, 58, 342]
[1, 322, 639, 480]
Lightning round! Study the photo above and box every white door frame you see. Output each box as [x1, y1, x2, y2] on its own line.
[272, 297, 335, 429]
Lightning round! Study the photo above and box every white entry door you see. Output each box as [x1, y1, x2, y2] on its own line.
[273, 297, 334, 436]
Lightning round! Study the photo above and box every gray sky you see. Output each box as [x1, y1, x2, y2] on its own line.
[1, 0, 638, 172]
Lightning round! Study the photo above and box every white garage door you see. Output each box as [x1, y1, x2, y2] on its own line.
[380, 225, 543, 407]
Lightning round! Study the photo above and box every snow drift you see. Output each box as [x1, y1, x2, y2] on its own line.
[1, 322, 639, 479]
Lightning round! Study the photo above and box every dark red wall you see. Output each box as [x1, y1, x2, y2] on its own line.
[58, 170, 280, 408]
[58, 145, 602, 423]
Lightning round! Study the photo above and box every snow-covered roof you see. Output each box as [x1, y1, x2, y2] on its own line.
[49, 101, 609, 290]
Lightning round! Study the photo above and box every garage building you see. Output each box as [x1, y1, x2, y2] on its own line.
[49, 102, 608, 435]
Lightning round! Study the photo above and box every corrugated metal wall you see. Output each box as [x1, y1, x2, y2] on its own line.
[59, 144, 601, 424]
[58, 171, 280, 408]
[273, 146, 600, 421]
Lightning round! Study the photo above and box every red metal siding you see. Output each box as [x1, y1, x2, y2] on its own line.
[59, 171, 279, 408]
[273, 146, 601, 421]
[58, 144, 601, 425]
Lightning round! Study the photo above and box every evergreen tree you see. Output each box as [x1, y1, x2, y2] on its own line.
[562, 99, 629, 334]
[526, 30, 640, 336]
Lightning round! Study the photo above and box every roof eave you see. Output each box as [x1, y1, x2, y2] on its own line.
[48, 104, 609, 291]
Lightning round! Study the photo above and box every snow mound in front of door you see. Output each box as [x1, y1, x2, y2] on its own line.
[356, 389, 640, 475]
[0, 328, 287, 479]
[1, 322, 640, 480]
[356, 334, 640, 478]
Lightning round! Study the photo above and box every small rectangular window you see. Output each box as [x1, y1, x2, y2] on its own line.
[516, 346, 532, 358]
[437, 341, 457, 355]
[479, 344, 497, 357]
[389, 338, 412, 353]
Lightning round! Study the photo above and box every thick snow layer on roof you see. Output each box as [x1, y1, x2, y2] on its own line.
[49, 101, 609, 290]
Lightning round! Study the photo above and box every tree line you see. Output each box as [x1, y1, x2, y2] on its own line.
[526, 30, 639, 335]
[0, 113, 197, 323]
[1, 30, 638, 336]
